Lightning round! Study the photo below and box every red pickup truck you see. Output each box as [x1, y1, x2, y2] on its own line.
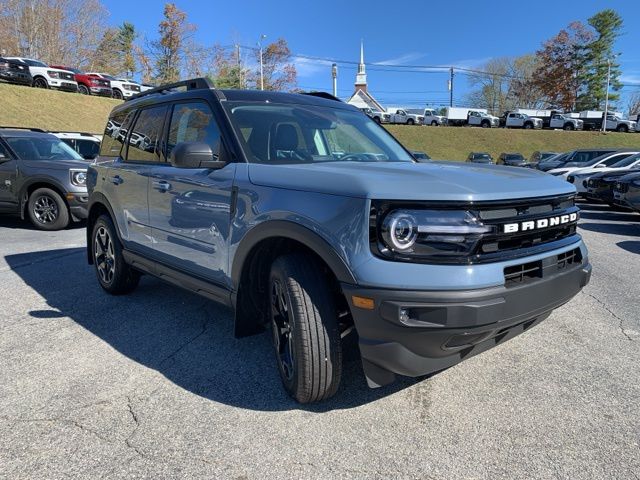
[50, 66, 112, 97]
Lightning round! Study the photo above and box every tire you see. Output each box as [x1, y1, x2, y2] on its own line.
[617, 125, 628, 133]
[564, 123, 574, 131]
[78, 84, 89, 95]
[33, 77, 48, 89]
[481, 121, 490, 128]
[431, 121, 438, 126]
[27, 187, 69, 230]
[407, 119, 415, 125]
[91, 214, 140, 295]
[524, 123, 533, 130]
[373, 116, 381, 124]
[269, 253, 342, 403]
[112, 88, 123, 100]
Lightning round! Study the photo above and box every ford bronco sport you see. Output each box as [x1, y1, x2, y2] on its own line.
[86, 78, 591, 403]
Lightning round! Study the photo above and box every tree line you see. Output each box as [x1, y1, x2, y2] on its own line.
[465, 9, 637, 115]
[0, 1, 297, 90]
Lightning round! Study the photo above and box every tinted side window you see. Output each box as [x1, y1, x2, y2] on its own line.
[100, 111, 133, 157]
[167, 102, 221, 158]
[604, 154, 631, 166]
[76, 139, 100, 159]
[0, 142, 10, 158]
[126, 105, 168, 163]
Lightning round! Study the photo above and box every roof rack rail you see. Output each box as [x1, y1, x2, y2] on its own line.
[300, 91, 343, 102]
[48, 131, 101, 136]
[131, 77, 214, 101]
[0, 126, 47, 132]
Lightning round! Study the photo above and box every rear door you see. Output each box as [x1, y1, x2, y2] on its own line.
[147, 100, 236, 288]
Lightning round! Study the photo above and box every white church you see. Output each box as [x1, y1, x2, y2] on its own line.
[346, 42, 385, 112]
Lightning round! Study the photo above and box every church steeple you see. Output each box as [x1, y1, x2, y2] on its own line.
[355, 40, 367, 92]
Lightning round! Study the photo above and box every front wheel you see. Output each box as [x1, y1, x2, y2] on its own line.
[406, 119, 415, 125]
[92, 215, 140, 295]
[27, 188, 69, 230]
[112, 88, 123, 100]
[617, 125, 628, 133]
[431, 121, 438, 126]
[78, 84, 89, 95]
[481, 121, 490, 128]
[524, 123, 533, 129]
[33, 77, 48, 89]
[564, 123, 574, 131]
[269, 253, 342, 403]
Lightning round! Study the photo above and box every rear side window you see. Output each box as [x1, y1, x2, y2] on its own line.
[100, 111, 133, 157]
[125, 105, 168, 163]
[73, 139, 100, 159]
[167, 102, 221, 158]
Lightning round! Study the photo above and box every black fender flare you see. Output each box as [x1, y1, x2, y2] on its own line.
[18, 176, 70, 220]
[231, 220, 357, 291]
[85, 192, 121, 264]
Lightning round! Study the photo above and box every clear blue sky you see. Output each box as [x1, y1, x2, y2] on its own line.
[105, 0, 640, 110]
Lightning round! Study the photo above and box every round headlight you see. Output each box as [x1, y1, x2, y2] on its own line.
[382, 211, 418, 251]
[72, 171, 87, 185]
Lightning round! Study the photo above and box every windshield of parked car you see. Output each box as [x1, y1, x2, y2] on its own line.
[24, 59, 47, 67]
[100, 74, 117, 81]
[5, 136, 83, 161]
[610, 153, 640, 168]
[226, 102, 414, 164]
[505, 154, 525, 160]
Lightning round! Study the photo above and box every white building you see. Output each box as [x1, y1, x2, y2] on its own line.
[346, 42, 385, 112]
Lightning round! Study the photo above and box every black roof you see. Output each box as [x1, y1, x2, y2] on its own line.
[0, 128, 56, 139]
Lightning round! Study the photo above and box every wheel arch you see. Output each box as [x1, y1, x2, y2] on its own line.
[231, 220, 356, 337]
[86, 193, 120, 264]
[19, 178, 69, 219]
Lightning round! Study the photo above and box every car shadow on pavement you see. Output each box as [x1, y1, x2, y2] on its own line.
[617, 241, 640, 255]
[0, 217, 86, 230]
[5, 247, 419, 412]
[579, 222, 640, 237]
[578, 210, 639, 222]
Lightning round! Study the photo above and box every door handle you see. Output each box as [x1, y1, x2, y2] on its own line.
[110, 175, 123, 185]
[152, 180, 171, 192]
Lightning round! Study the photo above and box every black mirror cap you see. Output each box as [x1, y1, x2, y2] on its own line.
[170, 141, 227, 169]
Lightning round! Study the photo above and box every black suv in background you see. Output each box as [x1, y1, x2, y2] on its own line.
[0, 57, 32, 86]
[0, 127, 90, 230]
[466, 152, 494, 164]
[497, 152, 527, 167]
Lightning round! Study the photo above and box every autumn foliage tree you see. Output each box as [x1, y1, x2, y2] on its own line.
[254, 38, 297, 91]
[151, 3, 195, 83]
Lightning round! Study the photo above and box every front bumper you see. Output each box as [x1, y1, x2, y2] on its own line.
[66, 193, 89, 220]
[342, 253, 591, 387]
[51, 80, 78, 92]
[90, 86, 113, 97]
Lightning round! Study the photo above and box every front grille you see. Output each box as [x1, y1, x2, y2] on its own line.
[504, 248, 582, 287]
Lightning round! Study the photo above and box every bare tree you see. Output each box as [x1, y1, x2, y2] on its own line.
[628, 92, 640, 118]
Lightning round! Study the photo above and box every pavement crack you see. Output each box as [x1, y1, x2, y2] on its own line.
[124, 396, 146, 458]
[158, 306, 211, 367]
[582, 291, 633, 341]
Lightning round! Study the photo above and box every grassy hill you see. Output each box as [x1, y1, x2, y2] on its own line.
[0, 83, 119, 133]
[1, 82, 639, 159]
[387, 125, 640, 161]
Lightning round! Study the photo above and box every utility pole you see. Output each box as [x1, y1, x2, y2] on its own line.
[602, 58, 611, 133]
[258, 34, 267, 90]
[235, 44, 243, 89]
[448, 67, 454, 107]
[331, 63, 338, 97]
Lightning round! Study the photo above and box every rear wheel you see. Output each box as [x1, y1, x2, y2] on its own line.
[269, 253, 342, 403]
[78, 84, 89, 95]
[112, 88, 123, 100]
[92, 215, 140, 295]
[27, 188, 69, 230]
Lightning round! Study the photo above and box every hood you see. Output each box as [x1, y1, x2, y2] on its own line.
[22, 159, 90, 171]
[248, 161, 575, 202]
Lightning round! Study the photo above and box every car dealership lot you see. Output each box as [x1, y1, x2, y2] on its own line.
[0, 203, 639, 480]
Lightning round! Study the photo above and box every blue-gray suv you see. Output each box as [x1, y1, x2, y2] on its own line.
[87, 78, 591, 403]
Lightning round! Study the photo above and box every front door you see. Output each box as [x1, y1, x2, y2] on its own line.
[0, 142, 18, 211]
[147, 101, 235, 288]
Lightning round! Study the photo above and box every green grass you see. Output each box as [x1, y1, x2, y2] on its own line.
[0, 82, 120, 133]
[387, 125, 640, 161]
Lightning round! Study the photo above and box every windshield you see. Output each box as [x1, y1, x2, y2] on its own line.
[5, 136, 83, 161]
[611, 153, 640, 168]
[100, 73, 117, 81]
[226, 103, 413, 164]
[24, 59, 47, 67]
[505, 154, 524, 160]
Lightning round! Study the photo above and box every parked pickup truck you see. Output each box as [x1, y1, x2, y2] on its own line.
[387, 108, 424, 125]
[87, 78, 591, 403]
[360, 107, 390, 124]
[412, 109, 446, 126]
[445, 107, 498, 127]
[467, 110, 500, 128]
[579, 111, 637, 132]
[5, 57, 77, 91]
[50, 65, 112, 97]
[549, 113, 583, 131]
[505, 112, 543, 129]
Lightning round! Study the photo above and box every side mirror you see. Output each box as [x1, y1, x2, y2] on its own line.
[170, 142, 227, 169]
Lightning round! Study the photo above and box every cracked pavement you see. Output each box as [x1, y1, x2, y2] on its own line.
[1, 201, 639, 480]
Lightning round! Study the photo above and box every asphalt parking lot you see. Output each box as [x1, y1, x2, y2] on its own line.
[1, 201, 639, 480]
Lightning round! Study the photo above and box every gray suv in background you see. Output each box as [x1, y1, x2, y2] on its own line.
[87, 78, 591, 403]
[0, 127, 89, 230]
